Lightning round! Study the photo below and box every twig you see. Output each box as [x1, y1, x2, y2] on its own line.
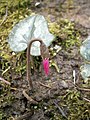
[22, 90, 38, 104]
[83, 97, 90, 102]
[0, 77, 11, 85]
[54, 100, 67, 119]
[70, 81, 90, 92]
[10, 87, 17, 91]
[39, 82, 51, 89]
[0, 5, 8, 26]
[15, 111, 33, 120]
[75, 85, 90, 92]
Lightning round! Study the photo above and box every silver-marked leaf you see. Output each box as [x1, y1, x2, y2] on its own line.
[80, 36, 90, 61]
[8, 14, 55, 56]
[80, 64, 90, 81]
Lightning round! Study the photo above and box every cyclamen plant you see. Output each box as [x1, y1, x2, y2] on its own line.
[8, 14, 54, 89]
[27, 38, 50, 89]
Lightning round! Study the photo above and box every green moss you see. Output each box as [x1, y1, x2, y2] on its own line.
[0, 0, 32, 78]
[49, 19, 81, 49]
[0, 110, 7, 120]
[61, 90, 90, 120]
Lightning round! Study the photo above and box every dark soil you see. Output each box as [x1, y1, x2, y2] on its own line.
[11, 48, 82, 120]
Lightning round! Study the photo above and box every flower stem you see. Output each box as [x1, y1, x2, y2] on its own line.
[27, 39, 43, 89]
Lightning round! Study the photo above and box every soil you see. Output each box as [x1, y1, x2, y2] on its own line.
[11, 47, 82, 120]
[0, 0, 90, 120]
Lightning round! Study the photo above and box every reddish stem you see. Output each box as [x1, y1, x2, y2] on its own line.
[27, 39, 43, 89]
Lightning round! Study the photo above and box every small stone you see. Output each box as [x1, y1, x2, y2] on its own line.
[34, 106, 38, 109]
[60, 80, 68, 88]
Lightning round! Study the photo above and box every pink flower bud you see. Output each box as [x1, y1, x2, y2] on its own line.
[43, 58, 49, 76]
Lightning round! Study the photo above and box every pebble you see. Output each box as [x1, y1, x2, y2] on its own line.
[60, 80, 68, 89]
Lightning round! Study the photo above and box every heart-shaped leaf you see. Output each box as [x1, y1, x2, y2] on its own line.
[8, 14, 55, 56]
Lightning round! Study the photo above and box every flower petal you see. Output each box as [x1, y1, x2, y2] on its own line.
[43, 58, 49, 76]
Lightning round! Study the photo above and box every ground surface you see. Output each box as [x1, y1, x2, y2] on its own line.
[0, 0, 90, 120]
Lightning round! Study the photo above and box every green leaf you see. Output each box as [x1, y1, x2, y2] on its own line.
[8, 14, 55, 56]
[80, 64, 90, 82]
[80, 36, 90, 61]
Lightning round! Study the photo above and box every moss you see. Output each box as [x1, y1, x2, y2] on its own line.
[0, 110, 7, 120]
[0, 0, 32, 78]
[49, 19, 81, 49]
[61, 90, 90, 120]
